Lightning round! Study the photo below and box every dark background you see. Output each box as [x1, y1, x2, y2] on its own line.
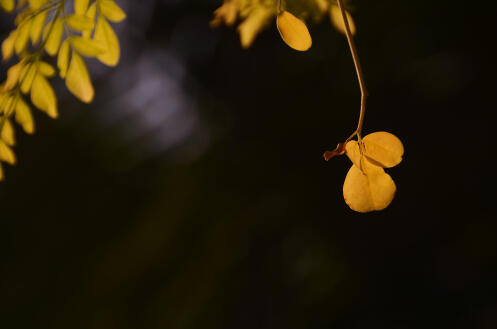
[1, 0, 497, 328]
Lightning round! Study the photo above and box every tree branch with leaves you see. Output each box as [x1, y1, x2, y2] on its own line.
[0, 0, 125, 180]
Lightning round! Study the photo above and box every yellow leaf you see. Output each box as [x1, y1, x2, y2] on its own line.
[210, 0, 237, 28]
[1, 119, 15, 146]
[0, 94, 15, 114]
[237, 7, 271, 49]
[66, 13, 94, 31]
[82, 3, 97, 38]
[99, 0, 126, 22]
[363, 131, 404, 168]
[30, 10, 47, 45]
[15, 96, 35, 134]
[20, 62, 37, 94]
[343, 161, 396, 213]
[74, 0, 90, 15]
[28, 0, 45, 10]
[0, 140, 16, 165]
[93, 16, 120, 66]
[70, 36, 105, 56]
[276, 11, 312, 52]
[15, 20, 32, 54]
[44, 18, 64, 56]
[4, 62, 23, 91]
[30, 73, 58, 118]
[345, 140, 362, 170]
[2, 30, 17, 61]
[0, 0, 14, 12]
[66, 51, 94, 103]
[330, 5, 356, 36]
[57, 39, 70, 78]
[346, 132, 404, 170]
[38, 61, 56, 77]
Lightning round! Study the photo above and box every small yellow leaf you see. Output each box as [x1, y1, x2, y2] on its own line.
[0, 94, 15, 114]
[276, 11, 312, 52]
[1, 119, 15, 146]
[44, 18, 64, 56]
[93, 16, 120, 66]
[99, 0, 126, 22]
[31, 73, 58, 118]
[15, 20, 32, 54]
[30, 10, 47, 45]
[0, 140, 16, 165]
[210, 0, 237, 28]
[28, 0, 45, 10]
[330, 5, 356, 36]
[74, 0, 90, 15]
[343, 161, 396, 213]
[70, 36, 105, 56]
[363, 131, 404, 168]
[57, 39, 70, 78]
[345, 140, 362, 170]
[2, 30, 17, 61]
[15, 96, 35, 134]
[4, 62, 23, 91]
[38, 61, 56, 77]
[82, 3, 97, 39]
[66, 51, 94, 103]
[237, 7, 271, 49]
[0, 0, 14, 12]
[20, 63, 37, 94]
[66, 14, 94, 31]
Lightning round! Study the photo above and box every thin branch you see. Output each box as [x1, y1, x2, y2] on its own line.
[336, 0, 368, 140]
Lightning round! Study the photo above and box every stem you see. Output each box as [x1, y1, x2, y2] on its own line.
[336, 0, 368, 141]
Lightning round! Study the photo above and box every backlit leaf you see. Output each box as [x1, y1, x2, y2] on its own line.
[66, 51, 94, 103]
[74, 0, 90, 16]
[31, 73, 58, 118]
[99, 0, 126, 22]
[0, 140, 16, 165]
[70, 36, 105, 56]
[38, 61, 56, 77]
[0, 94, 15, 114]
[93, 16, 120, 66]
[2, 30, 17, 61]
[330, 5, 356, 35]
[15, 96, 35, 134]
[57, 39, 70, 78]
[82, 3, 97, 38]
[0, 0, 14, 12]
[343, 161, 396, 213]
[237, 7, 271, 49]
[30, 10, 47, 45]
[66, 14, 94, 31]
[1, 119, 15, 146]
[276, 11, 312, 51]
[210, 0, 237, 28]
[44, 18, 64, 56]
[4, 62, 23, 91]
[20, 63, 37, 94]
[15, 20, 32, 54]
[363, 131, 404, 168]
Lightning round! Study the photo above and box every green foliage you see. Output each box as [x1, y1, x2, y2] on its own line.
[0, 0, 126, 180]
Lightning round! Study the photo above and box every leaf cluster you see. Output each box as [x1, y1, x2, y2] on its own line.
[0, 0, 126, 181]
[210, 0, 356, 51]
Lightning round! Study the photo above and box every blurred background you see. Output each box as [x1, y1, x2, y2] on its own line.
[1, 0, 497, 328]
